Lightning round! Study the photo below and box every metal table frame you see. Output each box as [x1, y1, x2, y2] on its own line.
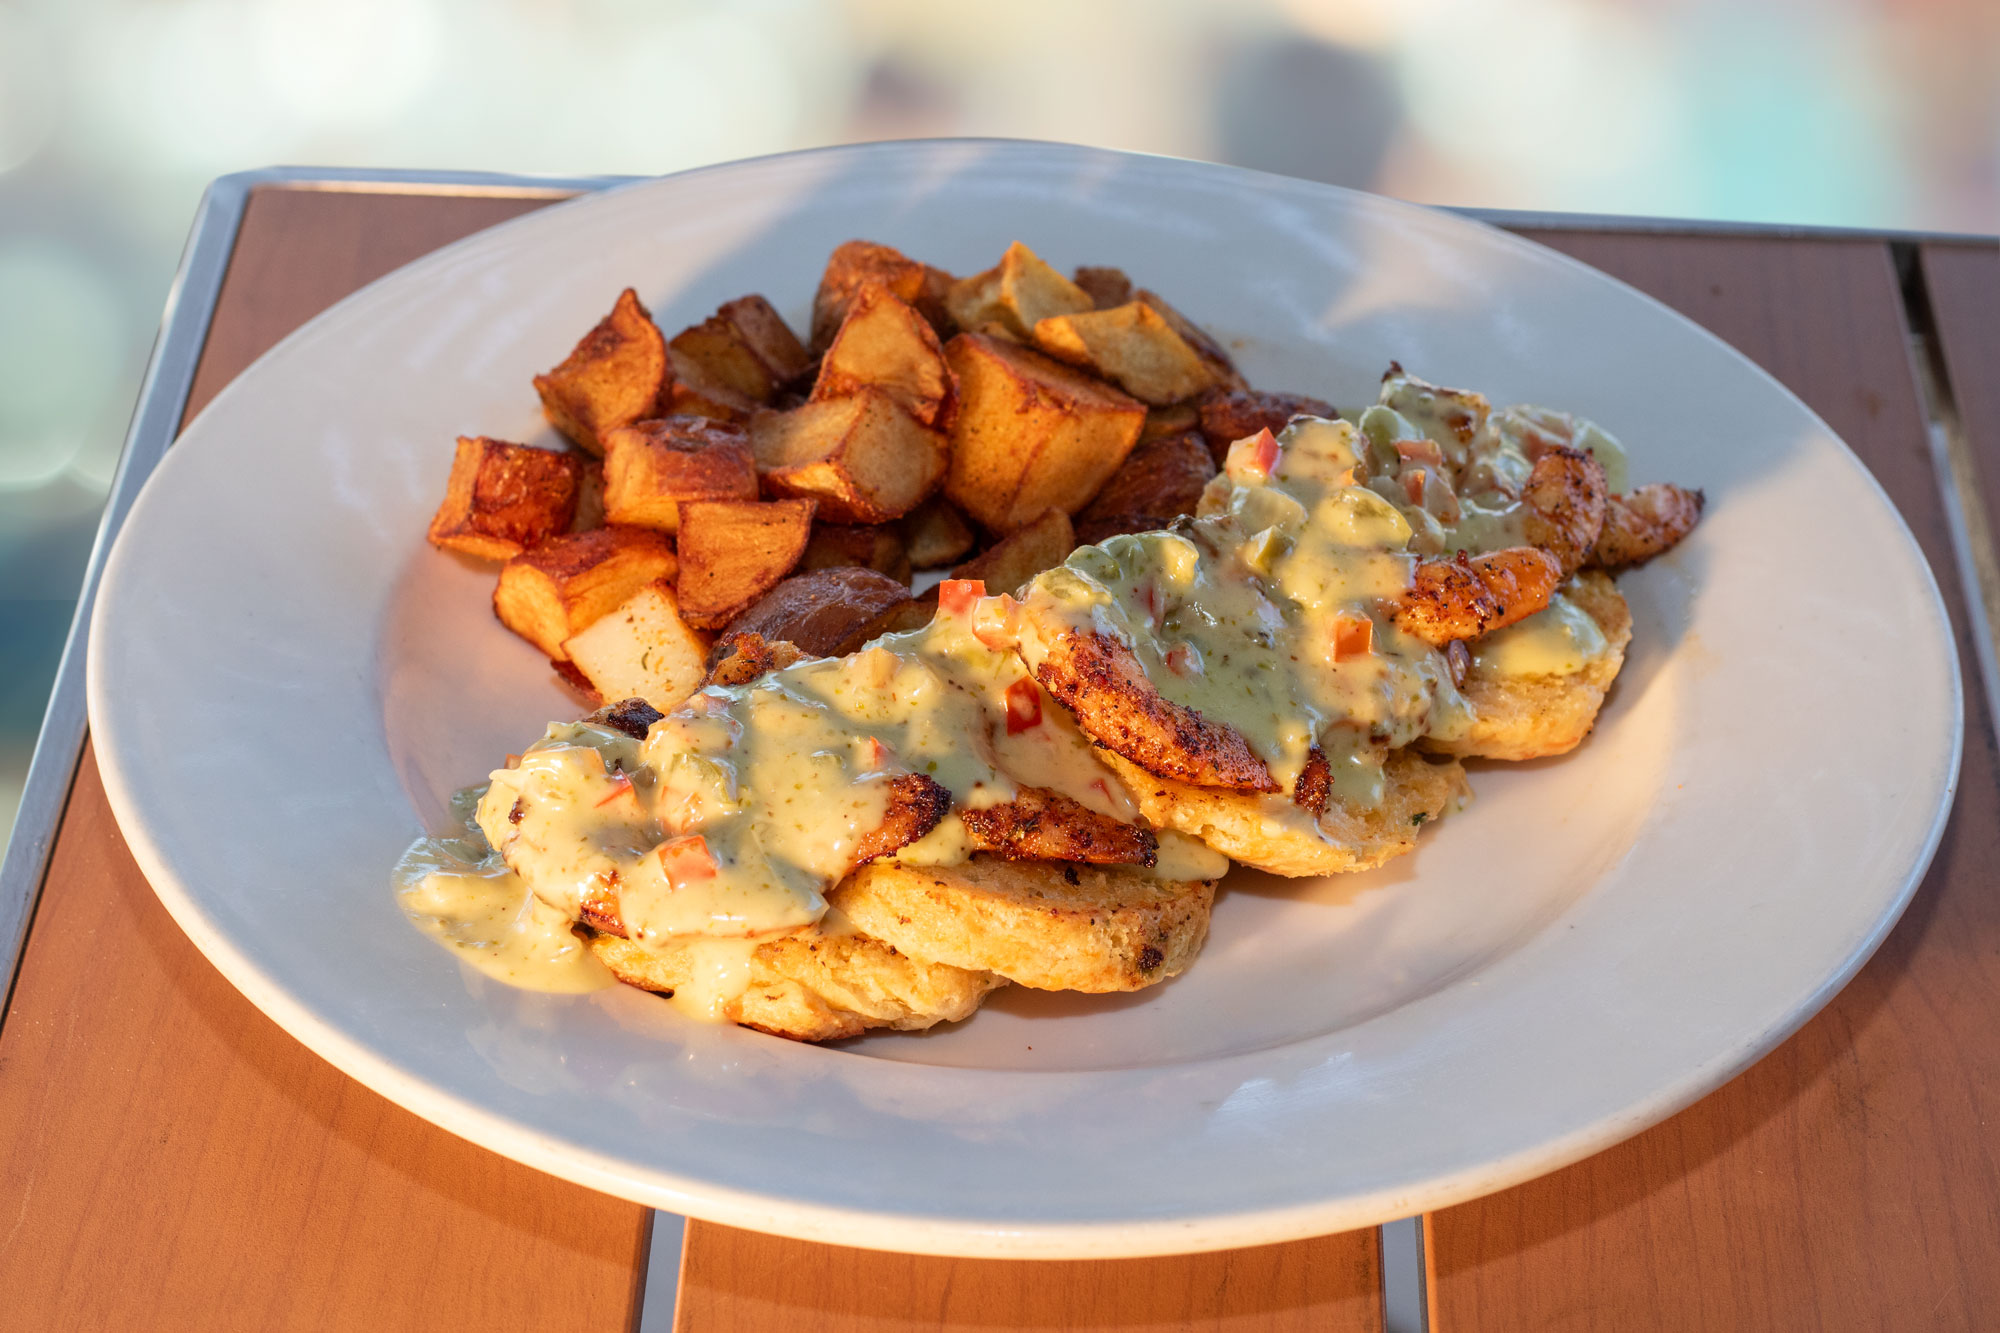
[5, 159, 1994, 1333]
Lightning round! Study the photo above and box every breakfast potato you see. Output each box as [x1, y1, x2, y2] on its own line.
[942, 332, 1145, 533]
[750, 388, 948, 524]
[950, 507, 1075, 594]
[1196, 387, 1338, 464]
[675, 497, 817, 628]
[601, 416, 759, 533]
[1140, 401, 1200, 443]
[800, 522, 911, 583]
[570, 455, 606, 532]
[533, 288, 669, 454]
[945, 242, 1095, 341]
[667, 294, 810, 408]
[1072, 265, 1132, 310]
[493, 526, 677, 659]
[810, 240, 955, 352]
[1032, 301, 1218, 406]
[810, 285, 954, 426]
[1074, 429, 1215, 541]
[899, 497, 976, 569]
[1136, 289, 1245, 391]
[832, 593, 937, 654]
[722, 567, 913, 657]
[427, 436, 584, 560]
[561, 580, 710, 712]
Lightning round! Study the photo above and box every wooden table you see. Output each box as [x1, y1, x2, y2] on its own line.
[2, 169, 1994, 1332]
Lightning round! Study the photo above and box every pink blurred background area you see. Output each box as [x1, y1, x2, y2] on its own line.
[0, 0, 1994, 850]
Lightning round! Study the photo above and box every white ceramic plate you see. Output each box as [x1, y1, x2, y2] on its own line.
[88, 141, 1959, 1258]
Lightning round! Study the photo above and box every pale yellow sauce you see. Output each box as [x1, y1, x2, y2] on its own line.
[392, 789, 613, 993]
[1016, 415, 1464, 806]
[1473, 593, 1609, 677]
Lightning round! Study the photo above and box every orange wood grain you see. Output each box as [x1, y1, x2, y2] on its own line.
[0, 748, 652, 1331]
[675, 1223, 1384, 1333]
[0, 185, 654, 1332]
[1426, 233, 2000, 1330]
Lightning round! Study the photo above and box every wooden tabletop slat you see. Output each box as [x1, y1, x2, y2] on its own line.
[675, 1223, 1383, 1333]
[0, 187, 653, 1333]
[1919, 241, 2000, 540]
[0, 749, 651, 1331]
[1427, 233, 2000, 1331]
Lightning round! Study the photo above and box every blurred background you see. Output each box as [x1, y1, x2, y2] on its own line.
[0, 0, 1995, 857]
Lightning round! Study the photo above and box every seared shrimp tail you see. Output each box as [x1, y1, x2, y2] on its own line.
[1393, 547, 1563, 647]
[1590, 483, 1704, 570]
[1520, 446, 1609, 576]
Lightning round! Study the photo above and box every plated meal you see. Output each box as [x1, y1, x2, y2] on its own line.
[398, 237, 1702, 1042]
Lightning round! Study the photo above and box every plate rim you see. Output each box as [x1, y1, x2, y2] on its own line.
[85, 138, 1965, 1257]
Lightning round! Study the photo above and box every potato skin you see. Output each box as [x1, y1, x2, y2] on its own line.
[533, 288, 668, 454]
[427, 436, 583, 560]
[1195, 388, 1337, 465]
[720, 566, 913, 657]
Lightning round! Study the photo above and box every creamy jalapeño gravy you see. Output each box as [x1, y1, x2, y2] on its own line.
[1015, 416, 1467, 807]
[395, 603, 1149, 1006]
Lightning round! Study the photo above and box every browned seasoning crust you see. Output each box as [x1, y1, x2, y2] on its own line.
[702, 631, 809, 687]
[588, 697, 665, 740]
[1393, 547, 1562, 647]
[852, 774, 953, 864]
[1030, 628, 1278, 793]
[1291, 746, 1331, 817]
[959, 786, 1158, 865]
[1590, 482, 1705, 570]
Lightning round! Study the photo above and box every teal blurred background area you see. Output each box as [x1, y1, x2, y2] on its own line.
[0, 0, 1995, 855]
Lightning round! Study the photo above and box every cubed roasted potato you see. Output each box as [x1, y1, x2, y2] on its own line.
[750, 388, 947, 524]
[1032, 301, 1218, 406]
[1072, 265, 1132, 310]
[810, 240, 955, 352]
[945, 242, 1095, 341]
[800, 522, 911, 583]
[571, 455, 606, 532]
[601, 416, 759, 534]
[1076, 429, 1215, 532]
[1136, 289, 1245, 391]
[533, 289, 669, 455]
[810, 284, 954, 427]
[941, 332, 1145, 533]
[667, 294, 810, 408]
[899, 497, 976, 569]
[722, 567, 913, 657]
[493, 526, 678, 659]
[1195, 388, 1338, 464]
[1140, 402, 1200, 443]
[834, 592, 938, 655]
[427, 436, 584, 560]
[561, 581, 710, 713]
[950, 508, 1075, 594]
[675, 498, 817, 628]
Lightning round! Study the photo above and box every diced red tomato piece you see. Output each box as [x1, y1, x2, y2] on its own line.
[1164, 643, 1199, 676]
[1004, 678, 1043, 733]
[861, 736, 894, 767]
[1394, 437, 1445, 468]
[1333, 614, 1374, 662]
[939, 579, 985, 619]
[657, 834, 717, 887]
[1402, 469, 1427, 505]
[593, 771, 635, 808]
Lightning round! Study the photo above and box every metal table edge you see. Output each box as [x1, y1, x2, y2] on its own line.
[5, 160, 1991, 1333]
